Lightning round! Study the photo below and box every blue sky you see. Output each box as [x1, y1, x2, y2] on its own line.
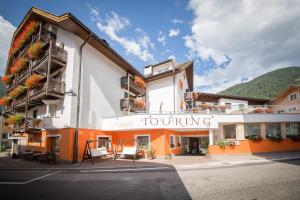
[1, 0, 300, 93]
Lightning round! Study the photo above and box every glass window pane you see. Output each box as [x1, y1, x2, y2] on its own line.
[286, 123, 300, 137]
[224, 124, 236, 139]
[244, 123, 260, 138]
[266, 123, 281, 138]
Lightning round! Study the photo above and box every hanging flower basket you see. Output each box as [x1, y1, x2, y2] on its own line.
[10, 57, 27, 75]
[1, 75, 13, 85]
[28, 41, 44, 60]
[6, 114, 24, 125]
[200, 104, 210, 110]
[134, 98, 145, 109]
[134, 76, 146, 88]
[0, 96, 12, 106]
[25, 74, 44, 88]
[8, 86, 27, 99]
[9, 21, 39, 56]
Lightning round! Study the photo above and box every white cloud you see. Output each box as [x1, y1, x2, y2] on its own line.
[89, 8, 154, 62]
[169, 29, 180, 37]
[0, 16, 16, 75]
[157, 31, 166, 46]
[168, 55, 176, 60]
[185, 0, 300, 93]
[171, 19, 184, 24]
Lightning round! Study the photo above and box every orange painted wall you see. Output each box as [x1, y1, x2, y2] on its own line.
[209, 139, 300, 155]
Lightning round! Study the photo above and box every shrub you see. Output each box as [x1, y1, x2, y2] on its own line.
[10, 57, 27, 75]
[217, 140, 227, 148]
[9, 21, 39, 56]
[266, 134, 281, 142]
[28, 41, 44, 60]
[1, 75, 12, 85]
[246, 135, 261, 141]
[218, 139, 236, 148]
[134, 76, 146, 88]
[25, 74, 44, 88]
[287, 135, 300, 142]
[9, 86, 27, 99]
[0, 96, 12, 106]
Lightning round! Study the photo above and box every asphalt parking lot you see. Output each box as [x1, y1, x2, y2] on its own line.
[0, 159, 300, 200]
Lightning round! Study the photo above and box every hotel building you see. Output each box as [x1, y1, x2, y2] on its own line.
[1, 8, 300, 162]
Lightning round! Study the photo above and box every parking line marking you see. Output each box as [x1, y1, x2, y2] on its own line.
[80, 166, 170, 173]
[0, 171, 59, 185]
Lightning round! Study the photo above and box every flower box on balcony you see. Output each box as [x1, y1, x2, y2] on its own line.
[134, 98, 145, 109]
[253, 108, 264, 113]
[134, 76, 146, 89]
[10, 57, 27, 75]
[9, 21, 39, 57]
[28, 41, 44, 60]
[264, 108, 273, 113]
[0, 96, 12, 106]
[1, 75, 13, 85]
[25, 73, 44, 89]
[6, 114, 24, 125]
[9, 86, 27, 99]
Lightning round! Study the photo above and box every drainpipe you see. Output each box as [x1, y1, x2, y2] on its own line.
[73, 33, 92, 163]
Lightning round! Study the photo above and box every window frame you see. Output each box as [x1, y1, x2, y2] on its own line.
[170, 135, 176, 149]
[134, 134, 151, 149]
[176, 136, 182, 147]
[265, 123, 281, 139]
[223, 124, 236, 139]
[285, 123, 300, 138]
[244, 123, 261, 139]
[96, 135, 112, 149]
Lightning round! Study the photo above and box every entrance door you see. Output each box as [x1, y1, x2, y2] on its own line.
[49, 137, 60, 154]
[189, 137, 200, 154]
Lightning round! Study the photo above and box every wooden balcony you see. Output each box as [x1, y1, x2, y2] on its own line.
[26, 118, 43, 130]
[29, 78, 65, 103]
[17, 68, 29, 83]
[120, 98, 145, 112]
[121, 76, 146, 96]
[15, 27, 57, 60]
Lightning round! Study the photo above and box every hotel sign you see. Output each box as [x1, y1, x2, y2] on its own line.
[103, 115, 218, 130]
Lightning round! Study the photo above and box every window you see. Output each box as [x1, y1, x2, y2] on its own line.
[33, 110, 38, 119]
[49, 104, 57, 117]
[244, 123, 260, 138]
[2, 133, 7, 139]
[266, 123, 281, 139]
[225, 103, 232, 109]
[286, 123, 300, 138]
[239, 104, 245, 109]
[290, 93, 297, 100]
[135, 135, 150, 149]
[97, 136, 111, 149]
[176, 136, 181, 147]
[223, 124, 236, 139]
[170, 135, 175, 148]
[288, 107, 297, 112]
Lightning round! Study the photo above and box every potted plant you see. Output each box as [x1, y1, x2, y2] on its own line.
[217, 140, 227, 149]
[134, 75, 146, 88]
[1, 75, 13, 85]
[25, 73, 44, 88]
[0, 96, 12, 106]
[148, 146, 156, 160]
[28, 41, 44, 60]
[8, 86, 27, 99]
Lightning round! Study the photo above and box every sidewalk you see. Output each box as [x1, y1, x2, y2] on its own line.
[0, 151, 299, 170]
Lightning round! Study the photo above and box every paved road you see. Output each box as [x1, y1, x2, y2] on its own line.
[0, 160, 300, 200]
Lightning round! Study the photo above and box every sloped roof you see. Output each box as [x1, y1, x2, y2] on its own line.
[270, 85, 300, 103]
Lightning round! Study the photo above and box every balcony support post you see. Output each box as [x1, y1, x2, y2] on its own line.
[46, 40, 53, 95]
[127, 73, 130, 115]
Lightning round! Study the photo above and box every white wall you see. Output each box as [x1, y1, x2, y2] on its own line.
[146, 76, 174, 113]
[175, 70, 189, 112]
[79, 37, 126, 129]
[152, 62, 174, 75]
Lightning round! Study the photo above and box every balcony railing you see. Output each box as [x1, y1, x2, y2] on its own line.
[26, 118, 43, 130]
[120, 76, 146, 95]
[15, 94, 27, 106]
[29, 79, 65, 99]
[120, 98, 145, 112]
[17, 68, 29, 83]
